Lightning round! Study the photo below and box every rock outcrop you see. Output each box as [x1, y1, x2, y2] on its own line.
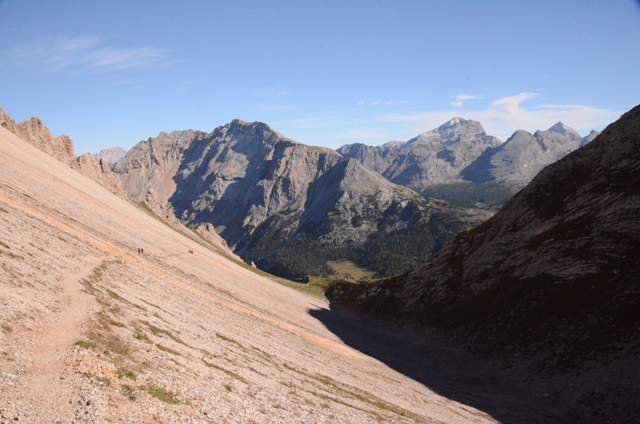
[326, 106, 639, 422]
[75, 153, 128, 198]
[0, 107, 126, 198]
[0, 107, 76, 167]
[115, 120, 489, 279]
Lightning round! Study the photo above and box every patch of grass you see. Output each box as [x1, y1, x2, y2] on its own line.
[89, 330, 130, 357]
[121, 384, 137, 401]
[326, 260, 375, 280]
[140, 384, 181, 405]
[214, 332, 247, 352]
[1, 323, 12, 333]
[132, 325, 152, 343]
[141, 320, 190, 347]
[156, 344, 181, 356]
[202, 358, 249, 384]
[106, 289, 147, 311]
[0, 241, 10, 249]
[84, 372, 112, 387]
[224, 384, 233, 392]
[116, 367, 137, 381]
[75, 340, 98, 349]
[0, 206, 8, 213]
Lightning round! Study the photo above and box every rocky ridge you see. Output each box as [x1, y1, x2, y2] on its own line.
[326, 106, 638, 422]
[114, 120, 489, 279]
[0, 107, 125, 198]
[340, 119, 598, 206]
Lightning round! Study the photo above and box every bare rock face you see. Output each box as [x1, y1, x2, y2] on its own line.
[339, 118, 501, 194]
[0, 107, 76, 167]
[75, 153, 127, 198]
[112, 129, 206, 206]
[93, 146, 126, 164]
[115, 120, 489, 279]
[194, 222, 232, 253]
[460, 123, 584, 190]
[326, 106, 639, 423]
[341, 119, 597, 207]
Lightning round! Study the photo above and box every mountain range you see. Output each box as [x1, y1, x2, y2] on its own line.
[111, 120, 489, 279]
[326, 105, 640, 422]
[1, 105, 601, 281]
[1, 103, 637, 422]
[109, 117, 596, 279]
[339, 118, 598, 205]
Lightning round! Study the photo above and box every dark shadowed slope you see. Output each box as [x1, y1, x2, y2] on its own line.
[326, 105, 640, 423]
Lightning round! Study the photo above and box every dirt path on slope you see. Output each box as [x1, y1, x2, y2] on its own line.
[0, 257, 103, 423]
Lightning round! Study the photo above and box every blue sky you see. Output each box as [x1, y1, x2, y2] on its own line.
[1, 0, 639, 154]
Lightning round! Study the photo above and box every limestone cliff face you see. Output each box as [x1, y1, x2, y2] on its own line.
[113, 130, 205, 205]
[115, 120, 488, 278]
[0, 107, 125, 197]
[326, 106, 639, 422]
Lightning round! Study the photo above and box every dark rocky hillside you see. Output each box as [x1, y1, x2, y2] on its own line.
[326, 105, 639, 423]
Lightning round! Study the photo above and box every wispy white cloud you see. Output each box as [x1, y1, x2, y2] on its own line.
[357, 98, 414, 107]
[450, 93, 482, 108]
[2, 36, 169, 74]
[379, 93, 621, 141]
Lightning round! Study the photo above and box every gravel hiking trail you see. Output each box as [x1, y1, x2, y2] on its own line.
[1, 257, 102, 422]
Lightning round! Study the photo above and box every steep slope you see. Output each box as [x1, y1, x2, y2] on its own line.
[0, 122, 506, 423]
[115, 120, 489, 279]
[326, 106, 639, 422]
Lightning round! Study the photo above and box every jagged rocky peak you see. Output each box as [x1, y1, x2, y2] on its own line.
[214, 119, 292, 148]
[0, 107, 76, 166]
[547, 121, 582, 141]
[114, 118, 488, 279]
[410, 117, 501, 147]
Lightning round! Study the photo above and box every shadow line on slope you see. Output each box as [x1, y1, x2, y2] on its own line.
[308, 308, 586, 424]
